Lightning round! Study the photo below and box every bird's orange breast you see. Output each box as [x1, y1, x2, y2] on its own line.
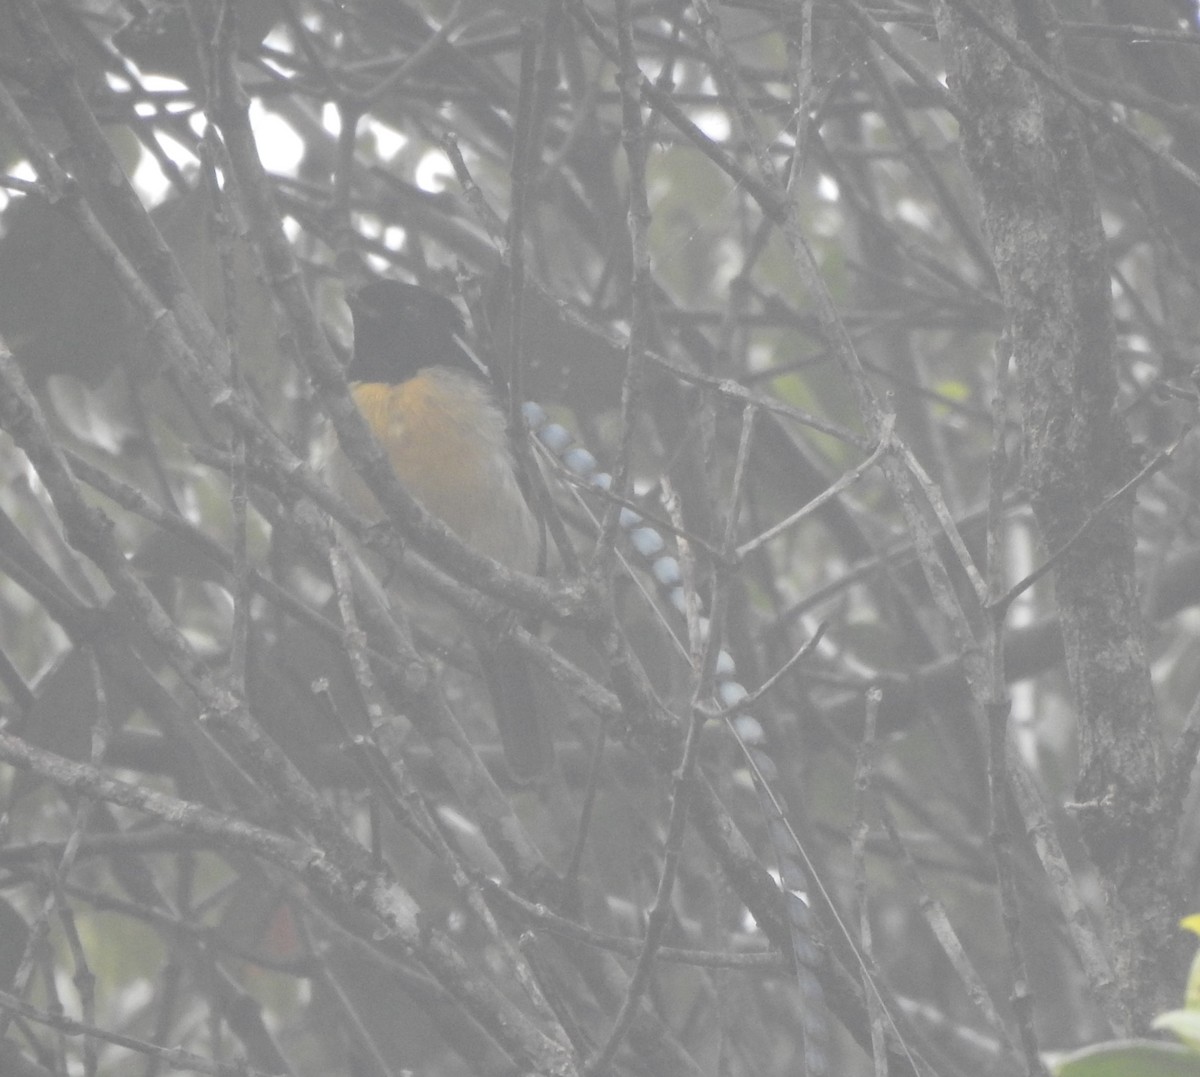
[349, 370, 537, 571]
[352, 377, 485, 516]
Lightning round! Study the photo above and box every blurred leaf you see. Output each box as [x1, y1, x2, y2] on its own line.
[1182, 915, 1200, 1009]
[0, 198, 153, 388]
[16, 647, 133, 764]
[1158, 1011, 1200, 1051]
[1049, 1040, 1200, 1077]
[0, 4, 106, 166]
[113, 1, 281, 85]
[156, 192, 288, 393]
[130, 529, 229, 586]
[0, 896, 29, 991]
[0, 1040, 55, 1077]
[79, 908, 166, 987]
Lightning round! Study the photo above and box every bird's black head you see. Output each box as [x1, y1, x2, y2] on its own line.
[347, 280, 481, 384]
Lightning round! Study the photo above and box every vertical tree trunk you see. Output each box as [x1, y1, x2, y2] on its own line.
[933, 0, 1176, 1028]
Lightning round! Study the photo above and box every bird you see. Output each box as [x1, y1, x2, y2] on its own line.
[337, 278, 555, 780]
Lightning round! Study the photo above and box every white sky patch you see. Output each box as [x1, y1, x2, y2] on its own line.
[265, 24, 292, 51]
[160, 131, 198, 170]
[896, 197, 931, 230]
[132, 151, 170, 205]
[712, 236, 742, 290]
[11, 160, 35, 181]
[691, 108, 730, 142]
[322, 101, 342, 138]
[0, 161, 28, 208]
[638, 58, 664, 83]
[260, 25, 299, 78]
[415, 147, 453, 192]
[249, 99, 305, 175]
[141, 72, 188, 98]
[689, 74, 730, 141]
[1124, 336, 1151, 360]
[747, 340, 775, 374]
[368, 120, 408, 161]
[816, 173, 839, 201]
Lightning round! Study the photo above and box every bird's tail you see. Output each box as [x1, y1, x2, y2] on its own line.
[472, 629, 555, 781]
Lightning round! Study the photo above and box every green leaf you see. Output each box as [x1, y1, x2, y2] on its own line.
[1155, 1011, 1200, 1050]
[1048, 1039, 1200, 1077]
[1181, 916, 1200, 1009]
